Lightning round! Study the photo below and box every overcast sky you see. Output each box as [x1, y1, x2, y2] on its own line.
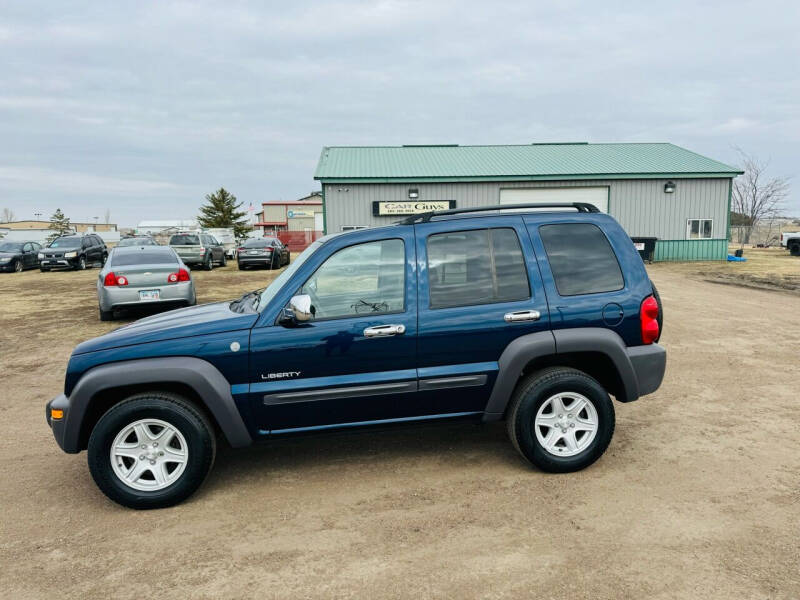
[1, 0, 798, 226]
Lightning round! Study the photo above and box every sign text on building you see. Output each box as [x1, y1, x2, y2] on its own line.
[372, 200, 456, 216]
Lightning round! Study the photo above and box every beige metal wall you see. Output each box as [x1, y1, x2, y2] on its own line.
[322, 178, 731, 240]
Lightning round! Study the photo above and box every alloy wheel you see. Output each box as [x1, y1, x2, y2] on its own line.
[534, 392, 599, 457]
[109, 418, 189, 492]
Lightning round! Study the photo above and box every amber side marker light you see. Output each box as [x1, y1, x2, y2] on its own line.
[51, 408, 64, 420]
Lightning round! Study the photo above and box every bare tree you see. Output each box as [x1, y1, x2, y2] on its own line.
[1, 208, 15, 222]
[731, 149, 789, 243]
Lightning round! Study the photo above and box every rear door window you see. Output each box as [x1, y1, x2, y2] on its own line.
[427, 228, 530, 309]
[538, 223, 624, 296]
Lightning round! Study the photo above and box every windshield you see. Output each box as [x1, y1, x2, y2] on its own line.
[255, 240, 322, 310]
[169, 234, 199, 245]
[0, 242, 23, 252]
[49, 237, 81, 248]
[118, 237, 156, 247]
[112, 249, 177, 266]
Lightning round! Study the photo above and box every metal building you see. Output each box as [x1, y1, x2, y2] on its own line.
[313, 143, 742, 261]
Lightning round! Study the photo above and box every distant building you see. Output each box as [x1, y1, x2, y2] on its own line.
[314, 143, 744, 261]
[136, 220, 198, 235]
[1, 220, 118, 233]
[253, 192, 323, 236]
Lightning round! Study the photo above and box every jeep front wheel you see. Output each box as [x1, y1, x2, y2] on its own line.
[87, 392, 216, 509]
[507, 367, 614, 473]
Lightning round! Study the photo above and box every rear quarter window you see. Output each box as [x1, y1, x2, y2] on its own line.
[539, 223, 624, 296]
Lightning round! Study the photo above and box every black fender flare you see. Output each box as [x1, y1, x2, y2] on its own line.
[58, 356, 252, 452]
[482, 328, 641, 422]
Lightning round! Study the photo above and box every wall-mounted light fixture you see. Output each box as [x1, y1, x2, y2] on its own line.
[408, 188, 419, 199]
[664, 181, 676, 194]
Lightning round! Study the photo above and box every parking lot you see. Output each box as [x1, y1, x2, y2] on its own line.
[1, 258, 798, 599]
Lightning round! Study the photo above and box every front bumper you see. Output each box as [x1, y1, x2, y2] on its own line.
[40, 256, 79, 269]
[627, 343, 666, 397]
[46, 394, 74, 453]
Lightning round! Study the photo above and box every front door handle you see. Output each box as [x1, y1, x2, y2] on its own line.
[504, 310, 541, 323]
[363, 324, 406, 338]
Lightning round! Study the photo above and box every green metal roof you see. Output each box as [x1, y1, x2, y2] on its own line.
[314, 143, 742, 182]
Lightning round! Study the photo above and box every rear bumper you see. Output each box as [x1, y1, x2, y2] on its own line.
[238, 255, 273, 265]
[627, 343, 666, 397]
[46, 394, 75, 453]
[98, 281, 195, 310]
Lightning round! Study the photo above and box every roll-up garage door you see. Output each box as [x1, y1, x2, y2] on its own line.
[499, 187, 608, 213]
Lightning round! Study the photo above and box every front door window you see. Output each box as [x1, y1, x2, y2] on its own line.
[300, 239, 405, 320]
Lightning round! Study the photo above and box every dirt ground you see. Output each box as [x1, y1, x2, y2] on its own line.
[1, 260, 798, 599]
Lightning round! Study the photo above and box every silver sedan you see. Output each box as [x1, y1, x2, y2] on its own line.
[97, 245, 196, 321]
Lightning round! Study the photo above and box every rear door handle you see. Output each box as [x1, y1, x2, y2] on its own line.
[363, 324, 407, 337]
[504, 310, 541, 323]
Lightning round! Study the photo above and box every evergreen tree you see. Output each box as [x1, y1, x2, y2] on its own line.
[197, 188, 250, 239]
[48, 208, 72, 241]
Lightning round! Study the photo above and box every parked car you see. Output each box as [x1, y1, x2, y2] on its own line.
[0, 241, 42, 272]
[39, 233, 107, 271]
[96, 245, 196, 321]
[236, 237, 290, 270]
[117, 235, 159, 247]
[780, 231, 800, 256]
[168, 233, 226, 270]
[204, 228, 238, 258]
[46, 203, 665, 509]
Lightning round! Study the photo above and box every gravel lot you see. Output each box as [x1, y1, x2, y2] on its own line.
[0, 261, 798, 599]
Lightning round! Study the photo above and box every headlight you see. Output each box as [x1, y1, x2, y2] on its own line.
[38, 252, 44, 259]
[0, 257, 9, 264]
[65, 251, 77, 258]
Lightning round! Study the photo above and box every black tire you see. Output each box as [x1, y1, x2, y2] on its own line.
[101, 253, 108, 266]
[506, 367, 615, 473]
[87, 392, 216, 509]
[285, 251, 290, 266]
[790, 244, 800, 257]
[237, 262, 246, 270]
[99, 307, 114, 321]
[204, 254, 213, 271]
[13, 259, 23, 273]
[650, 280, 663, 342]
[220, 253, 227, 267]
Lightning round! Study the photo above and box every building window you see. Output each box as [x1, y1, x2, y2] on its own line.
[426, 228, 530, 309]
[539, 223, 624, 297]
[341, 225, 368, 232]
[686, 219, 713, 239]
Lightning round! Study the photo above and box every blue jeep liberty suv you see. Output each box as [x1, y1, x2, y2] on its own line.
[46, 203, 666, 509]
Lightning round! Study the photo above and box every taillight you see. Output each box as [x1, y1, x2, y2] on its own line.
[640, 295, 659, 344]
[104, 272, 128, 286]
[238, 247, 245, 253]
[168, 268, 190, 283]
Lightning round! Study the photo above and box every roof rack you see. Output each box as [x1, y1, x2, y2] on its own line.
[397, 202, 600, 225]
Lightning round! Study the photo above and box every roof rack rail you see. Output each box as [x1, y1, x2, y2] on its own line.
[396, 202, 600, 225]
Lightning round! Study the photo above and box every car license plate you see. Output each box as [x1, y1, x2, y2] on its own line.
[139, 289, 160, 301]
[248, 250, 259, 255]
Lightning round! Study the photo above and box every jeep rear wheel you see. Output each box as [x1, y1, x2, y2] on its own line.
[87, 392, 216, 509]
[507, 367, 614, 472]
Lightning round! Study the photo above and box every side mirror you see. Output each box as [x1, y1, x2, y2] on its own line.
[289, 294, 314, 321]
